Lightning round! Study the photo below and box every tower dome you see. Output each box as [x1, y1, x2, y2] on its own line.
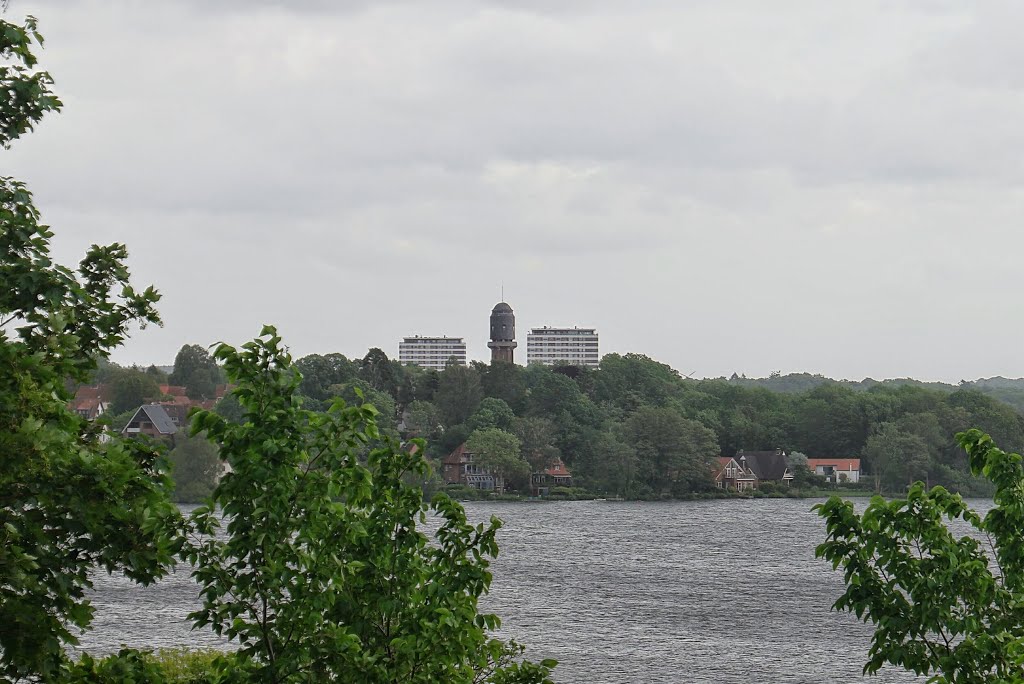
[488, 302, 517, 364]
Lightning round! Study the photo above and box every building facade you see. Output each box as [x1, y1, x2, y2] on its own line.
[443, 443, 503, 492]
[488, 302, 517, 364]
[526, 327, 599, 367]
[398, 336, 467, 370]
[805, 458, 861, 484]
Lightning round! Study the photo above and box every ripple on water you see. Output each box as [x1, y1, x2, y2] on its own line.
[78, 499, 950, 683]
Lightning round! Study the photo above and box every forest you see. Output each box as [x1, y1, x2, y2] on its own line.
[97, 347, 1024, 501]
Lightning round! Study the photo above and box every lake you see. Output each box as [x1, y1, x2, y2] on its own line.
[80, 498, 939, 683]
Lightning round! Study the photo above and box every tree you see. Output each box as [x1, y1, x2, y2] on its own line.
[816, 430, 1024, 682]
[435, 364, 483, 427]
[466, 428, 529, 493]
[295, 352, 355, 401]
[183, 328, 555, 683]
[108, 365, 162, 414]
[481, 362, 527, 412]
[169, 343, 222, 400]
[167, 432, 220, 503]
[359, 347, 399, 397]
[466, 397, 516, 433]
[0, 15, 179, 679]
[404, 399, 443, 440]
[512, 416, 561, 471]
[863, 422, 930, 493]
[623, 406, 718, 494]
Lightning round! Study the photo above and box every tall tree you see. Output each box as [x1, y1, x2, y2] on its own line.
[109, 365, 162, 414]
[169, 343, 222, 400]
[624, 406, 718, 494]
[183, 328, 555, 683]
[435, 364, 483, 427]
[0, 16, 179, 678]
[359, 347, 399, 398]
[466, 427, 530, 493]
[167, 432, 220, 503]
[512, 416, 561, 471]
[816, 430, 1024, 682]
[295, 352, 356, 401]
[466, 397, 516, 433]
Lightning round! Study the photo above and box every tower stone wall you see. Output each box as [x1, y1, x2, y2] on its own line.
[487, 302, 517, 364]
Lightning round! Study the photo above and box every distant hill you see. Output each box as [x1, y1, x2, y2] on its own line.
[714, 373, 1024, 413]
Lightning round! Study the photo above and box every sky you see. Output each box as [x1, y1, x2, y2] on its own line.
[6, 0, 1023, 383]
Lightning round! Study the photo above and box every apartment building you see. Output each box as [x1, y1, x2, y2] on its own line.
[398, 335, 467, 370]
[526, 327, 599, 367]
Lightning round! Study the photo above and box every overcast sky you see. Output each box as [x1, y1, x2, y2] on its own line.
[7, 1, 1022, 382]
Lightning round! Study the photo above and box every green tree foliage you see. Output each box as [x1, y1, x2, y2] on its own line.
[435, 364, 483, 427]
[169, 343, 222, 400]
[623, 407, 719, 495]
[167, 432, 220, 503]
[816, 430, 1024, 682]
[0, 16, 179, 678]
[467, 397, 516, 433]
[863, 423, 931, 493]
[594, 353, 682, 408]
[481, 361, 527, 412]
[359, 347, 399, 397]
[213, 390, 245, 424]
[109, 364, 162, 414]
[182, 328, 555, 683]
[404, 399, 443, 440]
[466, 427, 530, 493]
[328, 379, 398, 431]
[512, 416, 561, 471]
[571, 430, 637, 496]
[295, 352, 356, 401]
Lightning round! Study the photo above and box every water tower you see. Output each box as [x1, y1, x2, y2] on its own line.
[488, 302, 517, 364]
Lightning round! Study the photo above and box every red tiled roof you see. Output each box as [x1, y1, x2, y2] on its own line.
[806, 458, 861, 471]
[540, 458, 571, 477]
[159, 384, 188, 397]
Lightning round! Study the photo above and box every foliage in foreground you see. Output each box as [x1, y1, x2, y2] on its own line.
[816, 429, 1024, 683]
[181, 328, 556, 683]
[0, 13, 181, 681]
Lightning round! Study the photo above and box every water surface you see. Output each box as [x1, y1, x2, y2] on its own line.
[81, 498, 952, 683]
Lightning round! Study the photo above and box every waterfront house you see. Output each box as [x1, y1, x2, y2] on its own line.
[713, 456, 757, 491]
[121, 404, 178, 440]
[530, 458, 573, 495]
[805, 458, 861, 484]
[442, 443, 503, 492]
[715, 449, 793, 490]
[736, 449, 794, 487]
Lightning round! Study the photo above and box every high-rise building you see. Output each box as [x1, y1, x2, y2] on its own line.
[398, 336, 466, 370]
[487, 302, 517, 364]
[526, 327, 599, 367]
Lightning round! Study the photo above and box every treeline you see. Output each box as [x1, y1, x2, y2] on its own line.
[215, 350, 1024, 498]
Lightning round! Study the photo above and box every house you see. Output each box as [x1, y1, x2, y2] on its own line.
[442, 443, 502, 492]
[736, 449, 794, 487]
[530, 458, 573, 496]
[121, 404, 178, 440]
[715, 449, 793, 490]
[806, 458, 861, 484]
[713, 456, 757, 491]
[69, 384, 112, 420]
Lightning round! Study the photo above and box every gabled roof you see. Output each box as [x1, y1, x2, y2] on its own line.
[806, 458, 861, 471]
[443, 443, 474, 466]
[538, 458, 571, 477]
[736, 450, 791, 481]
[124, 404, 178, 435]
[158, 403, 191, 427]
